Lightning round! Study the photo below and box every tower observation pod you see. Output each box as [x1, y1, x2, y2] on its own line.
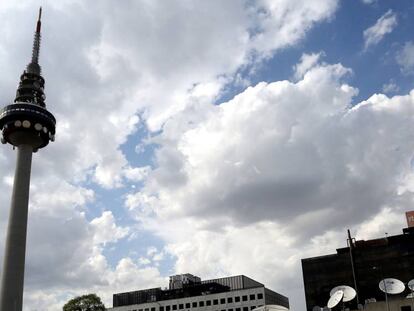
[0, 8, 56, 311]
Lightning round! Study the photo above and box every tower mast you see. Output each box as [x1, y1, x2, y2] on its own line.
[0, 8, 56, 310]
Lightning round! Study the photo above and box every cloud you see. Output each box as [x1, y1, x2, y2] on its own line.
[396, 41, 414, 74]
[361, 0, 377, 5]
[0, 0, 353, 310]
[363, 10, 397, 50]
[127, 58, 414, 310]
[22, 206, 164, 310]
[382, 79, 400, 94]
[90, 211, 129, 245]
[293, 52, 324, 81]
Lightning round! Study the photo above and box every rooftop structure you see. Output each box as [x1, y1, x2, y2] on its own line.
[110, 274, 289, 311]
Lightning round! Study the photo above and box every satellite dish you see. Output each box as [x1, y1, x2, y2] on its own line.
[408, 279, 414, 291]
[251, 305, 289, 311]
[330, 285, 356, 302]
[327, 290, 344, 309]
[379, 278, 405, 294]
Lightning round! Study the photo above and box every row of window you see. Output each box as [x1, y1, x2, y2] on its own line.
[130, 294, 264, 311]
[132, 305, 264, 311]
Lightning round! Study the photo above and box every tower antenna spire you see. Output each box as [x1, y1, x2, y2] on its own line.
[29, 7, 42, 72]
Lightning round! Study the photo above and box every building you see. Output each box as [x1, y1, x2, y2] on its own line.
[301, 227, 414, 311]
[0, 8, 56, 310]
[109, 274, 289, 311]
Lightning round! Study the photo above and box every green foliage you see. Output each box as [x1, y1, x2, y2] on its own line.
[62, 293, 106, 311]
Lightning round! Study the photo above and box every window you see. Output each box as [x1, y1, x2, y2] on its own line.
[192, 302, 197, 308]
[249, 294, 255, 300]
[213, 300, 219, 305]
[227, 298, 233, 304]
[257, 294, 263, 300]
[179, 304, 184, 310]
[250, 307, 256, 310]
[401, 307, 411, 311]
[228, 309, 233, 311]
[145, 308, 149, 311]
[173, 305, 177, 310]
[242, 296, 247, 302]
[160, 307, 164, 311]
[151, 308, 156, 311]
[243, 307, 248, 311]
[220, 298, 225, 304]
[207, 301, 211, 306]
[166, 306, 171, 311]
[139, 309, 143, 311]
[186, 303, 191, 309]
[235, 297, 240, 303]
[199, 302, 205, 307]
[236, 308, 241, 311]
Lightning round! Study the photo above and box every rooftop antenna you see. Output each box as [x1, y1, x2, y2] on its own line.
[347, 229, 360, 305]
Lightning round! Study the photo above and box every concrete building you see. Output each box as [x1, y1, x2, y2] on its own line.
[301, 227, 414, 311]
[109, 274, 289, 311]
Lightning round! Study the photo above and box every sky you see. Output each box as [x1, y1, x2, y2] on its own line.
[1, 0, 414, 310]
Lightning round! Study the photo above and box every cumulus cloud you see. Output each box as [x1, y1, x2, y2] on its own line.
[127, 58, 414, 310]
[363, 10, 397, 50]
[90, 211, 129, 245]
[396, 41, 414, 74]
[0, 0, 375, 310]
[293, 52, 324, 81]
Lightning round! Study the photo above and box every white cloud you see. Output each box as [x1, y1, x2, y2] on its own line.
[361, 0, 377, 5]
[382, 80, 400, 94]
[127, 58, 414, 310]
[90, 211, 129, 245]
[0, 1, 379, 310]
[363, 10, 397, 50]
[124, 166, 152, 183]
[396, 41, 414, 74]
[293, 52, 324, 80]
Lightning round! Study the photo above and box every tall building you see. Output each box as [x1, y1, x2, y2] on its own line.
[0, 8, 56, 310]
[301, 227, 414, 311]
[109, 274, 289, 311]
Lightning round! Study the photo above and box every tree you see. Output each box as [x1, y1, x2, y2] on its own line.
[62, 293, 106, 311]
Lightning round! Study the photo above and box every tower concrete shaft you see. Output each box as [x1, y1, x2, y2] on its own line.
[0, 145, 33, 311]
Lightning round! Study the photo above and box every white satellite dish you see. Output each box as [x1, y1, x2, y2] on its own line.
[327, 290, 344, 309]
[408, 279, 414, 291]
[251, 305, 289, 311]
[330, 285, 356, 302]
[379, 278, 405, 294]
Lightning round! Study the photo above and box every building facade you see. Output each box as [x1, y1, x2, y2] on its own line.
[109, 274, 289, 311]
[301, 227, 414, 311]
